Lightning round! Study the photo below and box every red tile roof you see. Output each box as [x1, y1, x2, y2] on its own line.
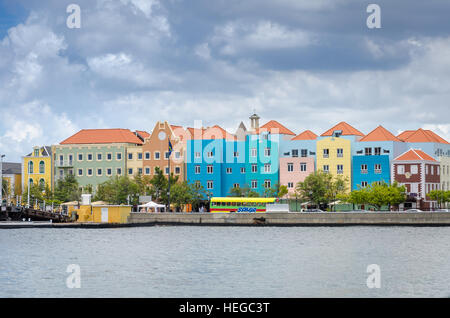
[423, 130, 449, 144]
[397, 128, 449, 144]
[204, 125, 236, 140]
[186, 127, 207, 139]
[397, 130, 416, 141]
[359, 125, 401, 142]
[60, 129, 143, 145]
[135, 130, 150, 139]
[321, 122, 364, 137]
[292, 130, 318, 140]
[254, 120, 296, 135]
[394, 149, 436, 161]
[185, 126, 235, 140]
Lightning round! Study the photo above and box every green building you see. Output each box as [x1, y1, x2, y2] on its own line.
[53, 129, 146, 192]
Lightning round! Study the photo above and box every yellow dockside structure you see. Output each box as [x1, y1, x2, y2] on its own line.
[73, 205, 132, 224]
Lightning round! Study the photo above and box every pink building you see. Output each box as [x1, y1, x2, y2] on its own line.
[280, 157, 315, 196]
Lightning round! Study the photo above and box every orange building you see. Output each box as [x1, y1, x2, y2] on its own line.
[142, 121, 190, 180]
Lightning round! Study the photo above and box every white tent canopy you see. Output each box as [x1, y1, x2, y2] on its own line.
[138, 201, 165, 208]
[138, 201, 166, 212]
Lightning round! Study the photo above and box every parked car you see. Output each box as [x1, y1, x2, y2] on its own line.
[304, 209, 325, 212]
[435, 209, 449, 212]
[404, 208, 423, 212]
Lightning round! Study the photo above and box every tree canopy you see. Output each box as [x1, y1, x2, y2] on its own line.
[295, 171, 348, 207]
[339, 181, 406, 210]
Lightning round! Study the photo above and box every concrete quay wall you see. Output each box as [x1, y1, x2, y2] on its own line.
[128, 212, 450, 226]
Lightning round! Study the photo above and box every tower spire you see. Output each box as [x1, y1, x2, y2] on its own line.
[249, 112, 260, 132]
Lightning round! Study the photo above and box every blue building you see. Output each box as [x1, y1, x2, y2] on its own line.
[279, 130, 317, 160]
[186, 132, 247, 198]
[245, 131, 280, 195]
[352, 126, 406, 190]
[185, 118, 296, 197]
[397, 128, 450, 159]
[352, 155, 390, 189]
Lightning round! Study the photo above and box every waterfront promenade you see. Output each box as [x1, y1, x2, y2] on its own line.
[2, 212, 450, 228]
[129, 211, 450, 226]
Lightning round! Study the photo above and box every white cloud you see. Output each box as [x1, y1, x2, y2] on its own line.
[211, 20, 315, 55]
[0, 101, 79, 161]
[423, 124, 450, 141]
[1, 0, 450, 163]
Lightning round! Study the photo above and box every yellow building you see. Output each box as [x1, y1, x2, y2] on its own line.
[316, 137, 352, 191]
[22, 146, 54, 192]
[74, 205, 131, 223]
[2, 162, 22, 204]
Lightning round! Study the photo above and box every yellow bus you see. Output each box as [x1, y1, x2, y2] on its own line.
[210, 197, 277, 213]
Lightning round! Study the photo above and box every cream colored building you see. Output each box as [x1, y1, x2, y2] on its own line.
[126, 145, 144, 177]
[439, 156, 450, 191]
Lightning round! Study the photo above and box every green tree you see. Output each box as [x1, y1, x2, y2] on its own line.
[83, 184, 93, 194]
[341, 181, 406, 211]
[170, 181, 194, 211]
[54, 174, 81, 203]
[189, 182, 210, 210]
[2, 178, 10, 202]
[22, 181, 45, 205]
[427, 190, 450, 208]
[384, 181, 406, 210]
[149, 167, 178, 205]
[228, 184, 260, 197]
[328, 175, 348, 210]
[93, 176, 140, 205]
[296, 171, 347, 208]
[134, 173, 153, 196]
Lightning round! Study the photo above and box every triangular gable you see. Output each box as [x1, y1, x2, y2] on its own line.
[359, 125, 401, 142]
[321, 122, 364, 137]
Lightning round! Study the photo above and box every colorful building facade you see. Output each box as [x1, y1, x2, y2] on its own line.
[279, 130, 317, 195]
[440, 156, 450, 191]
[53, 129, 144, 191]
[142, 121, 188, 181]
[22, 146, 53, 192]
[392, 149, 441, 209]
[2, 162, 22, 204]
[352, 126, 406, 189]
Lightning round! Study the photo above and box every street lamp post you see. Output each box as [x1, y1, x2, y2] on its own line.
[0, 154, 5, 208]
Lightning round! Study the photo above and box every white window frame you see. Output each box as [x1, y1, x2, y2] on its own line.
[300, 163, 307, 172]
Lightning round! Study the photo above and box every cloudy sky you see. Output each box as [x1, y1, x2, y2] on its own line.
[0, 0, 449, 162]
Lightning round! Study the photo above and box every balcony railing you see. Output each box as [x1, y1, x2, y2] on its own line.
[55, 160, 73, 167]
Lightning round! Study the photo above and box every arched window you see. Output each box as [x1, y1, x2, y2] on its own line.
[39, 161, 45, 174]
[28, 179, 33, 190]
[39, 179, 45, 190]
[28, 161, 34, 174]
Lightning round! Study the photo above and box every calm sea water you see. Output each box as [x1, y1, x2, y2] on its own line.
[1, 226, 449, 298]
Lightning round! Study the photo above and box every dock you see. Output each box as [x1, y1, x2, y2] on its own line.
[0, 206, 71, 223]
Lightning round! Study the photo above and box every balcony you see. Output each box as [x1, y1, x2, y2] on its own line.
[55, 160, 74, 167]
